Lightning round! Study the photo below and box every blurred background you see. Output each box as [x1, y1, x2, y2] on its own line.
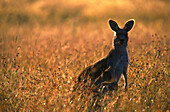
[0, 0, 169, 34]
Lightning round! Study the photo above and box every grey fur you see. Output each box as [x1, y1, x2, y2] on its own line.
[77, 19, 134, 93]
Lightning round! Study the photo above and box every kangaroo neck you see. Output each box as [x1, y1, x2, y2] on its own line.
[114, 46, 127, 55]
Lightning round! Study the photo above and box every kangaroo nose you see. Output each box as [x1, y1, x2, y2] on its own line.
[120, 39, 124, 44]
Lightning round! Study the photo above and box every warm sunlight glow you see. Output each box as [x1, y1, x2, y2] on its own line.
[0, 0, 169, 111]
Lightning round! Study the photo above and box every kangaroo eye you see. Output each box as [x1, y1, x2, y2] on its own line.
[124, 33, 128, 38]
[116, 33, 120, 37]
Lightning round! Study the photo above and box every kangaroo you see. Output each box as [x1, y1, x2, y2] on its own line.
[77, 19, 134, 93]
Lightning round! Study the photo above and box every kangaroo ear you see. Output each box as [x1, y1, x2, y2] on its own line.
[124, 20, 134, 32]
[109, 20, 119, 32]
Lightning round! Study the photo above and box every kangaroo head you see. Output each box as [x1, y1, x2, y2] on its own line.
[109, 19, 134, 49]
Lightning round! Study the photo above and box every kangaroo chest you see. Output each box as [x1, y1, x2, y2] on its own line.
[115, 55, 129, 72]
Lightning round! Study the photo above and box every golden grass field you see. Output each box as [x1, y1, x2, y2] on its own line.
[0, 0, 169, 111]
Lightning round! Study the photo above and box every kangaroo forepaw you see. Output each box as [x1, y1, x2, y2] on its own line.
[124, 86, 128, 92]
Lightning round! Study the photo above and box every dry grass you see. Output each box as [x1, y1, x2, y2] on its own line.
[0, 23, 169, 111]
[0, 0, 169, 111]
